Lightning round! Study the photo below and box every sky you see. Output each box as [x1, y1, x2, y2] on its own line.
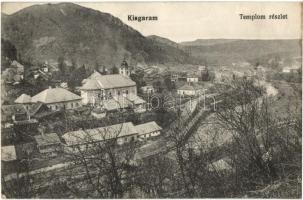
[1, 2, 301, 42]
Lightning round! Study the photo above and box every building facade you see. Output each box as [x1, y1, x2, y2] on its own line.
[80, 71, 137, 105]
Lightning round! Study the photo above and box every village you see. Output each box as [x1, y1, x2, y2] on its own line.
[1, 51, 301, 197]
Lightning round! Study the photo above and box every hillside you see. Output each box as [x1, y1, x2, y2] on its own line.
[1, 3, 193, 68]
[180, 39, 301, 65]
[180, 39, 238, 46]
[147, 35, 179, 48]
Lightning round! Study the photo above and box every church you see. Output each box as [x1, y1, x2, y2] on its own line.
[79, 61, 146, 112]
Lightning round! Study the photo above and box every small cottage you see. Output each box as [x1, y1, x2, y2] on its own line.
[177, 84, 203, 96]
[62, 122, 139, 152]
[34, 133, 62, 156]
[140, 85, 155, 94]
[135, 121, 162, 141]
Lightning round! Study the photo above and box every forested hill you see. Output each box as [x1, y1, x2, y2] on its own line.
[1, 3, 194, 68]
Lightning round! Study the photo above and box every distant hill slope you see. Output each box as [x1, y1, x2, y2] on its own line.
[180, 39, 302, 65]
[1, 3, 193, 68]
[180, 39, 238, 46]
[147, 35, 179, 48]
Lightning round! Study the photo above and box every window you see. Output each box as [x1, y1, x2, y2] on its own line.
[118, 91, 120, 95]
[126, 90, 128, 94]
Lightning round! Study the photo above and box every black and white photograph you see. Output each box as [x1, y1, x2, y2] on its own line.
[1, 2, 302, 198]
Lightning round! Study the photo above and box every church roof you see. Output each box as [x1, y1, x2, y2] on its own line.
[80, 74, 136, 90]
[31, 87, 81, 104]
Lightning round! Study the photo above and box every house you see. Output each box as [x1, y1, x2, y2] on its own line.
[31, 87, 82, 111]
[1, 104, 38, 127]
[28, 102, 60, 120]
[126, 94, 146, 113]
[177, 84, 203, 96]
[1, 145, 17, 162]
[187, 73, 199, 83]
[80, 71, 137, 105]
[207, 158, 233, 173]
[34, 133, 62, 156]
[282, 66, 300, 73]
[41, 63, 49, 73]
[2, 68, 23, 84]
[135, 121, 162, 141]
[170, 73, 179, 82]
[91, 107, 106, 119]
[119, 60, 131, 77]
[140, 85, 154, 94]
[62, 122, 139, 151]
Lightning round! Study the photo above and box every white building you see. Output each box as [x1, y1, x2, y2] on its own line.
[186, 73, 199, 83]
[177, 84, 203, 96]
[31, 87, 82, 111]
[62, 121, 162, 152]
[80, 71, 137, 105]
[140, 85, 155, 94]
[135, 121, 162, 141]
[62, 122, 139, 152]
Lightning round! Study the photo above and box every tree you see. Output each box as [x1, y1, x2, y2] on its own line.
[64, 114, 138, 198]
[112, 65, 119, 74]
[214, 78, 301, 191]
[130, 71, 146, 92]
[57, 56, 66, 75]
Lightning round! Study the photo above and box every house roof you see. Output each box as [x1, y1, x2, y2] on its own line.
[208, 158, 232, 172]
[62, 122, 138, 146]
[80, 74, 136, 90]
[34, 133, 61, 147]
[31, 87, 81, 104]
[126, 94, 146, 105]
[1, 145, 17, 161]
[135, 121, 162, 135]
[15, 94, 32, 104]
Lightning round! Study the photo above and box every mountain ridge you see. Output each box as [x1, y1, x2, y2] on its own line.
[1, 3, 193, 68]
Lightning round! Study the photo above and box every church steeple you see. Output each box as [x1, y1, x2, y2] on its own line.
[119, 59, 130, 77]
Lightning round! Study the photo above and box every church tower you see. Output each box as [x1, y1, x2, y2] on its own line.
[119, 59, 131, 77]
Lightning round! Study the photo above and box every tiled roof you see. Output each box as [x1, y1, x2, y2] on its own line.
[135, 121, 162, 135]
[31, 87, 81, 104]
[34, 133, 61, 147]
[80, 74, 136, 90]
[62, 122, 138, 146]
[207, 158, 232, 172]
[1, 145, 17, 161]
[15, 94, 32, 104]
